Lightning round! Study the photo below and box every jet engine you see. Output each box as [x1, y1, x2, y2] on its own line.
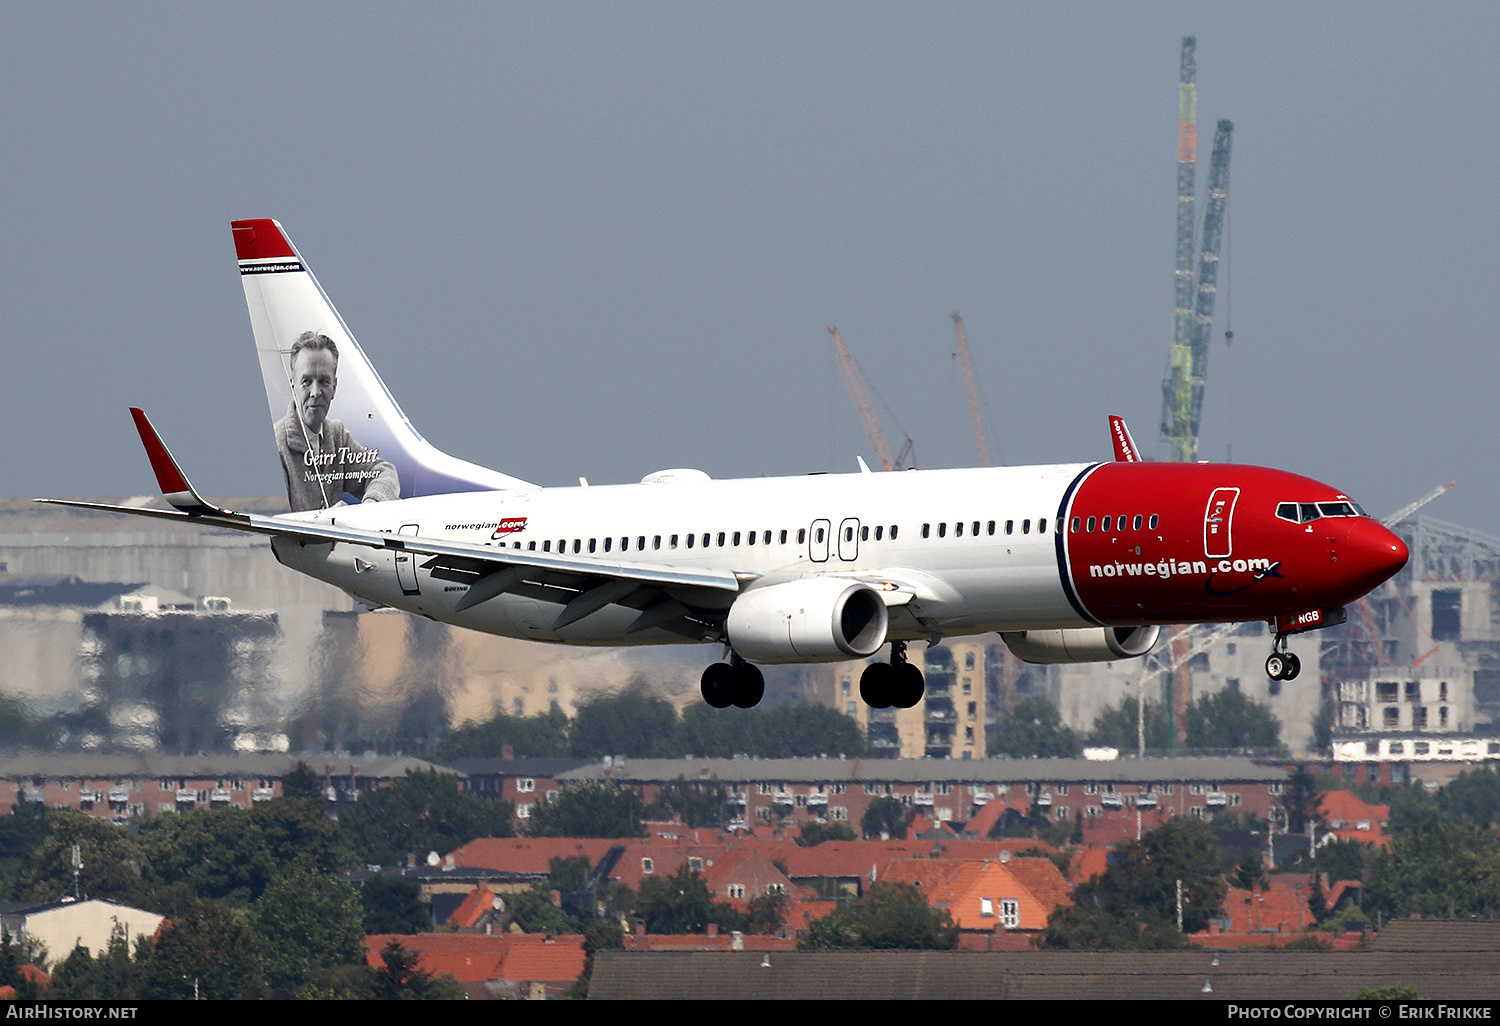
[1000, 625, 1160, 664]
[726, 578, 889, 663]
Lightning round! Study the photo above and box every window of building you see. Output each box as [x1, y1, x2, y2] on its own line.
[517, 778, 535, 793]
[1000, 899, 1020, 929]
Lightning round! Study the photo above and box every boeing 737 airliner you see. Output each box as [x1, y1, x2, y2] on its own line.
[45, 220, 1409, 711]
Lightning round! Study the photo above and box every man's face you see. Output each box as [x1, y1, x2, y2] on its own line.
[293, 348, 337, 432]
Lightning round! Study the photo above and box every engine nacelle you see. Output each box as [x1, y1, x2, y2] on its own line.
[726, 578, 889, 664]
[1000, 625, 1160, 664]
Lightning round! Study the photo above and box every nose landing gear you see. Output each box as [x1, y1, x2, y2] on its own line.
[701, 652, 765, 708]
[859, 641, 925, 709]
[1265, 635, 1301, 681]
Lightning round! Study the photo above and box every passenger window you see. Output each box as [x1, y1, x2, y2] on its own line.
[938, 523, 947, 538]
[686, 534, 694, 548]
[780, 530, 789, 544]
[798, 529, 806, 544]
[590, 539, 598, 553]
[637, 536, 645, 550]
[973, 521, 980, 536]
[875, 525, 883, 541]
[732, 531, 740, 545]
[528, 541, 536, 550]
[1149, 514, 1159, 529]
[922, 524, 931, 538]
[890, 525, 899, 540]
[717, 532, 725, 547]
[1006, 520, 1014, 535]
[702, 533, 710, 547]
[1039, 517, 1047, 534]
[955, 521, 964, 537]
[844, 527, 853, 542]
[1022, 519, 1031, 534]
[814, 527, 824, 543]
[654, 536, 662, 550]
[746, 530, 755, 546]
[988, 521, 996, 535]
[543, 540, 551, 552]
[1071, 517, 1080, 533]
[573, 540, 581, 553]
[861, 526, 869, 541]
[603, 538, 611, 552]
[1102, 516, 1111, 531]
[764, 530, 772, 544]
[1086, 517, 1096, 532]
[1133, 515, 1142, 530]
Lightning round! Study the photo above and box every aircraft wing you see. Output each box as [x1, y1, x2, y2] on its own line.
[40, 410, 741, 630]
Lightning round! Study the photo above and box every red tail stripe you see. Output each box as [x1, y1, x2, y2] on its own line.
[230, 218, 296, 261]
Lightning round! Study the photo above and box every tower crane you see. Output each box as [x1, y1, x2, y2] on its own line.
[950, 313, 992, 467]
[826, 326, 912, 472]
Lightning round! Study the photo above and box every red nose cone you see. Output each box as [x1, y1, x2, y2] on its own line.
[1347, 520, 1410, 594]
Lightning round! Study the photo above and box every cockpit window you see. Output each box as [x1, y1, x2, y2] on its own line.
[1277, 500, 1368, 524]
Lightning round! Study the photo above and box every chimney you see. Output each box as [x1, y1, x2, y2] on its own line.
[502, 744, 515, 761]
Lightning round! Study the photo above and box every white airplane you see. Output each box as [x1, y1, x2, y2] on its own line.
[45, 219, 1409, 711]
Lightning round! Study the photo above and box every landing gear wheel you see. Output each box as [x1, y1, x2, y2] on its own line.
[701, 662, 737, 708]
[892, 663, 925, 709]
[731, 662, 765, 709]
[1265, 652, 1289, 681]
[1281, 653, 1301, 681]
[860, 662, 897, 709]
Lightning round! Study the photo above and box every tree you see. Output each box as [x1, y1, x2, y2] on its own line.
[253, 868, 366, 996]
[1282, 765, 1321, 834]
[1185, 689, 1282, 751]
[570, 686, 680, 758]
[138, 806, 276, 905]
[136, 899, 269, 1000]
[526, 783, 646, 839]
[281, 760, 324, 799]
[371, 940, 463, 1000]
[1040, 817, 1226, 949]
[861, 796, 915, 840]
[1088, 697, 1174, 752]
[437, 704, 570, 760]
[360, 876, 431, 935]
[799, 882, 958, 951]
[990, 698, 1078, 758]
[1363, 824, 1500, 920]
[18, 810, 148, 906]
[252, 795, 353, 876]
[796, 821, 857, 847]
[647, 778, 733, 829]
[338, 769, 513, 865]
[633, 865, 741, 934]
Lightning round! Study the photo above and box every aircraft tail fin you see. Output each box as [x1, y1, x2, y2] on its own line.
[1108, 415, 1140, 463]
[231, 219, 534, 512]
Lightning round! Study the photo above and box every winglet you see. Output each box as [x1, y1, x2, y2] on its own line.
[129, 408, 224, 515]
[1108, 415, 1140, 463]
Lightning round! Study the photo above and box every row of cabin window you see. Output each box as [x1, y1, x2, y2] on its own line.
[1070, 514, 1161, 533]
[919, 518, 1051, 539]
[497, 525, 904, 554]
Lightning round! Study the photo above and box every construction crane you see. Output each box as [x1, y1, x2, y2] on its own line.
[950, 313, 992, 467]
[826, 325, 912, 472]
[1161, 35, 1198, 464]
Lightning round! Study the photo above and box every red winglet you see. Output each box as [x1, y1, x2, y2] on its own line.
[230, 218, 296, 261]
[1108, 415, 1139, 463]
[130, 408, 192, 495]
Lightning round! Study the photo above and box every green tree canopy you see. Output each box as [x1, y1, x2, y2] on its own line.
[360, 875, 431, 935]
[861, 796, 916, 840]
[526, 782, 646, 839]
[1363, 823, 1500, 919]
[1185, 689, 1282, 751]
[799, 881, 958, 951]
[338, 769, 513, 865]
[570, 687, 680, 758]
[634, 864, 741, 935]
[437, 703, 571, 760]
[254, 868, 366, 996]
[990, 698, 1079, 758]
[1088, 696, 1174, 752]
[1040, 817, 1226, 949]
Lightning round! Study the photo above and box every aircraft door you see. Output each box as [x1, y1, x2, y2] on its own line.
[1203, 488, 1239, 559]
[396, 524, 421, 595]
[838, 518, 860, 561]
[809, 519, 830, 562]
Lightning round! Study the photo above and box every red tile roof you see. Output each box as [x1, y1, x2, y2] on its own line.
[364, 932, 585, 984]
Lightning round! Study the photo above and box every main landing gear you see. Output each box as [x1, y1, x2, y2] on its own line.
[859, 641, 925, 709]
[1265, 635, 1301, 681]
[701, 652, 765, 709]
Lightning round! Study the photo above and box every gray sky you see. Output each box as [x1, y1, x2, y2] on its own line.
[5, 4, 1496, 533]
